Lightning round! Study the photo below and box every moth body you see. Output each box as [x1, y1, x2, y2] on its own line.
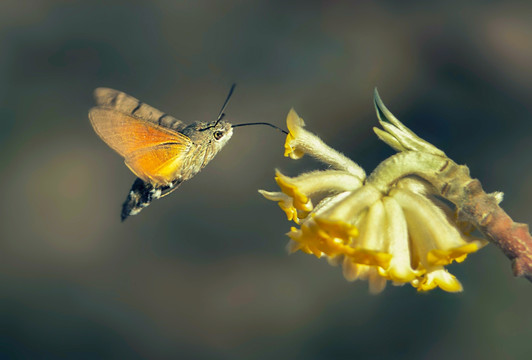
[89, 88, 233, 220]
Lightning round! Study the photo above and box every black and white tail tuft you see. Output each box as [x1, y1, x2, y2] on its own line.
[121, 178, 181, 221]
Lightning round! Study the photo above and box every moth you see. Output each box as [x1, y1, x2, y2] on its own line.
[89, 85, 286, 221]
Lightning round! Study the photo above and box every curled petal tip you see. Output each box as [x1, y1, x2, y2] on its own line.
[373, 90, 446, 156]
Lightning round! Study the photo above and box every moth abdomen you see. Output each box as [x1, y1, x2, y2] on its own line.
[121, 178, 182, 221]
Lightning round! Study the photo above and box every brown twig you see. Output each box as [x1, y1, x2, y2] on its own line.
[422, 156, 532, 282]
[432, 158, 532, 282]
[457, 179, 532, 282]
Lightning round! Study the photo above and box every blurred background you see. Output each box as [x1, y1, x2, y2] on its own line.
[1, 0, 532, 359]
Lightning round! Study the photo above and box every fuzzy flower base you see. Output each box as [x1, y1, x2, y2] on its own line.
[259, 90, 498, 293]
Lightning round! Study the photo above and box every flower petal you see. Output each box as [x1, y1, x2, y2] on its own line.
[258, 190, 304, 224]
[275, 170, 312, 211]
[314, 217, 359, 240]
[413, 268, 463, 292]
[427, 243, 483, 265]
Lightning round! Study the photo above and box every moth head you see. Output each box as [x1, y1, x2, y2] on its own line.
[210, 120, 233, 143]
[185, 119, 233, 150]
[183, 83, 236, 151]
[206, 119, 233, 148]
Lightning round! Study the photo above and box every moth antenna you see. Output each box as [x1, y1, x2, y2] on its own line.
[215, 83, 236, 126]
[201, 84, 288, 135]
[232, 122, 288, 135]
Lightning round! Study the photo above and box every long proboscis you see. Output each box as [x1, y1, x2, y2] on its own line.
[232, 122, 288, 135]
[208, 83, 289, 135]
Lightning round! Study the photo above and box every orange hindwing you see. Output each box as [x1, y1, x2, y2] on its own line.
[89, 107, 192, 186]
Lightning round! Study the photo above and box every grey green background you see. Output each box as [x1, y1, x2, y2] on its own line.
[1, 1, 532, 359]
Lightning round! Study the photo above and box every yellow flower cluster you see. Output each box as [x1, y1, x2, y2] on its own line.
[260, 93, 487, 293]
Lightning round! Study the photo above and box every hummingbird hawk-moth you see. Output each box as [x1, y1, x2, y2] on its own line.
[89, 85, 286, 221]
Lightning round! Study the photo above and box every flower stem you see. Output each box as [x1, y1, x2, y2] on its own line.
[456, 179, 532, 282]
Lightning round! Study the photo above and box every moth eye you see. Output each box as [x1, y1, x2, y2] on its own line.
[213, 131, 224, 140]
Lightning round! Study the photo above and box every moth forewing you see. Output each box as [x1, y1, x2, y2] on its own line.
[93, 87, 187, 132]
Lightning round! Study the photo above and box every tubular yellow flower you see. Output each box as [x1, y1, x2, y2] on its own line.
[283, 109, 366, 180]
[259, 90, 491, 293]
